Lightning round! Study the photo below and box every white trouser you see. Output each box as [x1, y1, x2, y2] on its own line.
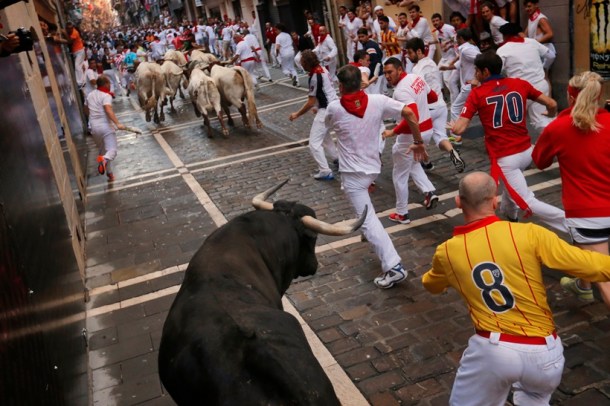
[392, 133, 435, 214]
[240, 60, 258, 85]
[346, 38, 357, 62]
[294, 51, 303, 70]
[450, 84, 472, 135]
[73, 49, 86, 87]
[254, 52, 271, 79]
[279, 50, 297, 77]
[450, 334, 564, 406]
[310, 108, 338, 173]
[527, 79, 552, 130]
[103, 69, 121, 95]
[428, 105, 449, 147]
[323, 60, 337, 82]
[497, 146, 567, 233]
[342, 172, 401, 272]
[440, 58, 460, 103]
[91, 124, 118, 174]
[208, 38, 217, 55]
[270, 44, 279, 66]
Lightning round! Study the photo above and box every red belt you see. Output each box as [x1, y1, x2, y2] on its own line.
[255, 47, 262, 51]
[240, 57, 257, 63]
[476, 330, 557, 345]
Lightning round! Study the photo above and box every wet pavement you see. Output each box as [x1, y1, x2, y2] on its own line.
[84, 67, 610, 405]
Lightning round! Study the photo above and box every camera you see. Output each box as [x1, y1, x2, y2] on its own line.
[12, 27, 34, 52]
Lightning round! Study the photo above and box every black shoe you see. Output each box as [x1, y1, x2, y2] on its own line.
[449, 149, 465, 173]
[421, 161, 435, 172]
[292, 75, 298, 87]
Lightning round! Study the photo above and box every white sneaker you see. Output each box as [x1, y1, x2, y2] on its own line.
[374, 264, 407, 289]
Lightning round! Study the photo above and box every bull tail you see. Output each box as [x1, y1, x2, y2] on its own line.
[233, 66, 261, 129]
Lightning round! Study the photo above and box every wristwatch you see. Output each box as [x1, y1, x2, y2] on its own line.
[413, 140, 424, 144]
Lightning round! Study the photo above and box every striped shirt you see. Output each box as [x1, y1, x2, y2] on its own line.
[380, 30, 401, 58]
[423, 216, 610, 337]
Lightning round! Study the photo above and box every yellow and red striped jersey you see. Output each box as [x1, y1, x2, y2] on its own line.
[423, 216, 610, 337]
[381, 30, 401, 57]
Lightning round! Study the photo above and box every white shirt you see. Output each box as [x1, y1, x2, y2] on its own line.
[325, 94, 405, 174]
[496, 38, 548, 85]
[314, 35, 338, 65]
[222, 26, 233, 41]
[346, 17, 364, 42]
[489, 15, 508, 45]
[412, 56, 446, 109]
[84, 68, 98, 97]
[407, 17, 434, 45]
[205, 25, 215, 41]
[244, 33, 262, 52]
[457, 42, 480, 87]
[393, 73, 432, 137]
[86, 90, 113, 128]
[275, 32, 294, 56]
[194, 24, 206, 41]
[150, 41, 167, 61]
[235, 39, 256, 63]
[435, 24, 457, 60]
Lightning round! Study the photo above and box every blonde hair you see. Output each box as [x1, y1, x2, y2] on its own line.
[570, 71, 603, 132]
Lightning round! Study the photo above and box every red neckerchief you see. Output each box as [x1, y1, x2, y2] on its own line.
[348, 15, 355, 22]
[400, 23, 408, 29]
[308, 64, 325, 77]
[349, 62, 362, 67]
[340, 90, 368, 118]
[397, 71, 407, 84]
[412, 17, 420, 27]
[436, 26, 443, 34]
[500, 35, 525, 46]
[98, 85, 115, 98]
[529, 9, 541, 21]
[458, 23, 468, 30]
[318, 34, 328, 44]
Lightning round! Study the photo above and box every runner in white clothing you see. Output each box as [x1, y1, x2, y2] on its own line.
[244, 30, 272, 82]
[431, 13, 459, 102]
[325, 64, 426, 289]
[229, 33, 259, 86]
[85, 75, 126, 182]
[382, 58, 440, 225]
[524, 0, 556, 71]
[289, 51, 338, 180]
[481, 2, 508, 45]
[275, 23, 298, 86]
[406, 38, 465, 173]
[496, 22, 551, 130]
[440, 28, 481, 145]
[313, 26, 338, 82]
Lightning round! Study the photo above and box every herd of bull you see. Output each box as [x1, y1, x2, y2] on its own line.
[134, 49, 262, 137]
[158, 180, 367, 405]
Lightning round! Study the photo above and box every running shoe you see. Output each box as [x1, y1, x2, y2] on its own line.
[423, 191, 439, 210]
[449, 149, 465, 173]
[389, 212, 410, 224]
[560, 277, 594, 302]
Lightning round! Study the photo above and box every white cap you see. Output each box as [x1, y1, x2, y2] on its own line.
[374, 5, 383, 12]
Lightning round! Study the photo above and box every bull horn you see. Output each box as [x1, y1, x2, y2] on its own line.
[252, 179, 290, 211]
[301, 205, 368, 236]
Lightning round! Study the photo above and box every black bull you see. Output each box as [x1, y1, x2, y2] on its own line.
[158, 181, 366, 405]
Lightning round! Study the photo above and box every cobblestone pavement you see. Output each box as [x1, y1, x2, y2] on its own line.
[84, 67, 610, 405]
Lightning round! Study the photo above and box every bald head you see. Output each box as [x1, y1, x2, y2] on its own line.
[458, 172, 497, 213]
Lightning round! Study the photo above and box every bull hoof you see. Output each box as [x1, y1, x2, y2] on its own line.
[256, 122, 263, 129]
[228, 121, 235, 127]
[207, 132, 214, 138]
[222, 130, 229, 137]
[171, 108, 177, 114]
[154, 116, 160, 124]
